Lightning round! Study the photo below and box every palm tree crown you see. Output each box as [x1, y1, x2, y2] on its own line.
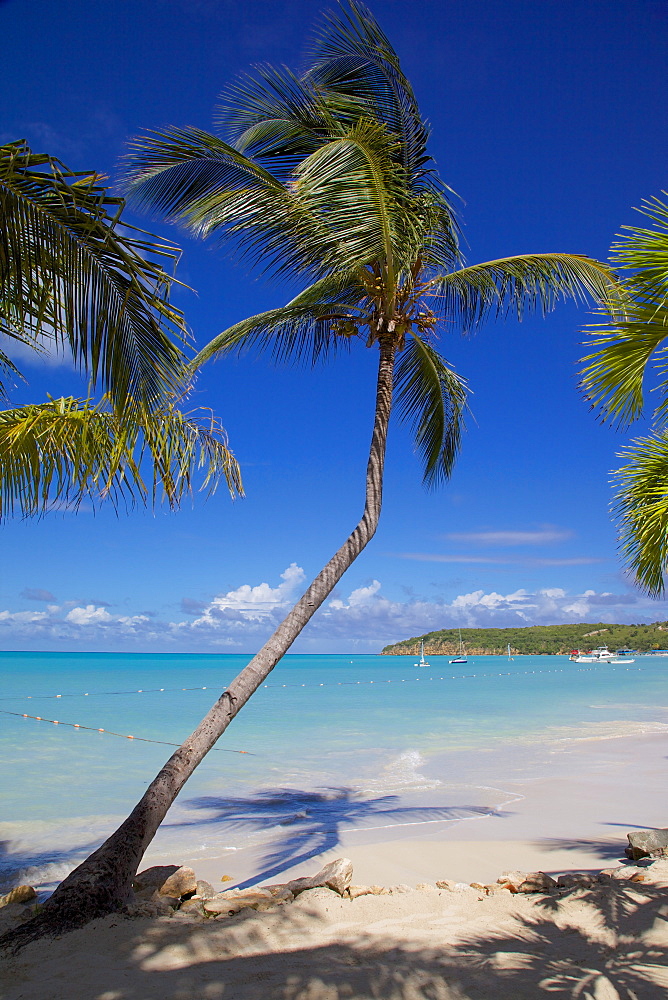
[125, 0, 615, 487]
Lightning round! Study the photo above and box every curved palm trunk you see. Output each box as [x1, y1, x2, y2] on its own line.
[2, 339, 396, 950]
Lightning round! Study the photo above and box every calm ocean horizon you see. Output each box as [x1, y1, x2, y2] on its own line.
[2, 649, 668, 891]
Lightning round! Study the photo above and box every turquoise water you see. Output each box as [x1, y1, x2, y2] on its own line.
[2, 650, 668, 889]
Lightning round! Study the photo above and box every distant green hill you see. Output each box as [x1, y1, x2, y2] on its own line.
[381, 622, 668, 656]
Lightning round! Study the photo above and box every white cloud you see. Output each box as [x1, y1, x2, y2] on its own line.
[0, 331, 74, 371]
[65, 605, 112, 626]
[393, 553, 508, 564]
[451, 588, 532, 611]
[2, 565, 668, 653]
[191, 563, 306, 624]
[330, 580, 381, 609]
[393, 553, 600, 566]
[0, 609, 50, 624]
[444, 526, 573, 546]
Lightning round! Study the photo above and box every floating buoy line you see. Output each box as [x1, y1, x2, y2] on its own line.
[260, 663, 644, 689]
[0, 660, 645, 705]
[0, 662, 645, 751]
[0, 708, 254, 753]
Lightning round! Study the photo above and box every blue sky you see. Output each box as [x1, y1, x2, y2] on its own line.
[1, 0, 667, 653]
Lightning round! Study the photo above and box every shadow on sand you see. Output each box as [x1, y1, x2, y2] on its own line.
[7, 879, 665, 999]
[533, 836, 629, 865]
[169, 786, 507, 888]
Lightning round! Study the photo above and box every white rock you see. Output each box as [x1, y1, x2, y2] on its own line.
[287, 858, 353, 897]
[0, 885, 36, 909]
[133, 865, 197, 899]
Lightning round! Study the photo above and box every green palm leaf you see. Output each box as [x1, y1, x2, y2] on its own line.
[0, 141, 189, 408]
[307, 1, 433, 190]
[614, 430, 668, 596]
[612, 193, 668, 301]
[124, 127, 333, 281]
[394, 334, 467, 487]
[193, 304, 361, 370]
[580, 194, 668, 427]
[216, 64, 351, 170]
[294, 119, 402, 271]
[580, 305, 668, 427]
[432, 253, 617, 330]
[0, 396, 242, 519]
[0, 345, 23, 396]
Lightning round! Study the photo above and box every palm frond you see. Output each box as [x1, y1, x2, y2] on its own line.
[192, 269, 371, 370]
[580, 305, 668, 427]
[215, 64, 354, 173]
[307, 1, 435, 192]
[580, 194, 668, 427]
[192, 297, 364, 372]
[0, 396, 242, 519]
[613, 429, 668, 596]
[612, 192, 668, 302]
[0, 140, 189, 408]
[124, 127, 338, 281]
[284, 270, 366, 309]
[294, 119, 404, 271]
[393, 334, 467, 487]
[432, 253, 618, 330]
[408, 190, 461, 272]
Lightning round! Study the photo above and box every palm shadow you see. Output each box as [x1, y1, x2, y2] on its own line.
[25, 880, 666, 1000]
[453, 881, 668, 998]
[533, 836, 629, 864]
[170, 786, 504, 888]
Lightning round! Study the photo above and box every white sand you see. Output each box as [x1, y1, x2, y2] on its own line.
[175, 731, 668, 888]
[2, 732, 668, 999]
[2, 872, 668, 999]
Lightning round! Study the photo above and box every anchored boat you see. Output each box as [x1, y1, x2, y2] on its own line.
[415, 640, 430, 668]
[569, 646, 635, 664]
[449, 629, 467, 664]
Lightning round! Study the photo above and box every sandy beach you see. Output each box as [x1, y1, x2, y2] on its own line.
[157, 729, 668, 889]
[2, 870, 668, 1000]
[2, 730, 668, 998]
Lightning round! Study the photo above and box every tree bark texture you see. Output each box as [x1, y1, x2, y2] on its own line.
[1, 339, 396, 951]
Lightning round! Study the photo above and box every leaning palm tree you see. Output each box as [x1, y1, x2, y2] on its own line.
[0, 140, 242, 514]
[1, 1, 617, 948]
[580, 193, 668, 595]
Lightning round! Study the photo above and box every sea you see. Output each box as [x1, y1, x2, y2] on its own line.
[2, 649, 668, 892]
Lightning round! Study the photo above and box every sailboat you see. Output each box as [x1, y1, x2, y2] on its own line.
[449, 629, 467, 664]
[507, 643, 514, 662]
[414, 640, 430, 668]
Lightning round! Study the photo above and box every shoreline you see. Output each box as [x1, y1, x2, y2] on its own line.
[141, 729, 668, 890]
[3, 724, 667, 897]
[2, 729, 668, 998]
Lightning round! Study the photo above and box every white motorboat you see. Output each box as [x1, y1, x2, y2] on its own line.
[570, 646, 635, 664]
